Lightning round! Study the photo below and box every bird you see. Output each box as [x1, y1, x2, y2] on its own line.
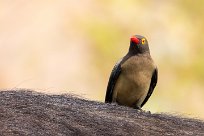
[105, 35, 158, 110]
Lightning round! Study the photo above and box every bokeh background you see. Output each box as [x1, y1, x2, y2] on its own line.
[1, 0, 204, 119]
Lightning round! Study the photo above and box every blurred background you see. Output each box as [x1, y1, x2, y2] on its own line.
[1, 0, 204, 119]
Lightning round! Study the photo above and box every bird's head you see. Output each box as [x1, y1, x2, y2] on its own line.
[129, 35, 150, 54]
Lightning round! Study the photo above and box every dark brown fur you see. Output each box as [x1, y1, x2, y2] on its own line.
[0, 89, 203, 136]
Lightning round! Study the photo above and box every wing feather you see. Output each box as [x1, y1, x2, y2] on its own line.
[105, 59, 122, 103]
[141, 68, 158, 107]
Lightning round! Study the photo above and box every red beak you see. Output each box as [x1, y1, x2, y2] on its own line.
[130, 36, 139, 44]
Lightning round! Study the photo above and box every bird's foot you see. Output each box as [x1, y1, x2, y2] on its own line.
[134, 107, 151, 114]
[134, 106, 143, 112]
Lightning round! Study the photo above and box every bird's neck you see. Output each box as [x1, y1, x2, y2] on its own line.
[129, 42, 150, 55]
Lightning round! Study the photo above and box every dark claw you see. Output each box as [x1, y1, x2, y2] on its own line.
[134, 106, 142, 111]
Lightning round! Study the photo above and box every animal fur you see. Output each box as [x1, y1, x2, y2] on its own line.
[0, 89, 203, 136]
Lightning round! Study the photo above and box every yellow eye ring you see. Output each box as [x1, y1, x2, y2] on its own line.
[141, 38, 145, 44]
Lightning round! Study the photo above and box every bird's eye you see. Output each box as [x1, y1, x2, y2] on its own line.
[141, 38, 145, 45]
